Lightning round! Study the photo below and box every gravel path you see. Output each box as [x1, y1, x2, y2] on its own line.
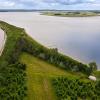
[0, 29, 6, 56]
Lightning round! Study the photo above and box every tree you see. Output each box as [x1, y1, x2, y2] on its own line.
[89, 62, 97, 71]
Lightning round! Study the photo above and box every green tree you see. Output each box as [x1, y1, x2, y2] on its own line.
[89, 62, 97, 71]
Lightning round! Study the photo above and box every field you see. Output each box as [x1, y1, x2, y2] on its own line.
[20, 53, 89, 100]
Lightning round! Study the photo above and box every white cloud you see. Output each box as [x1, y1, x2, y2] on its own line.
[0, 0, 100, 9]
[0, 1, 15, 7]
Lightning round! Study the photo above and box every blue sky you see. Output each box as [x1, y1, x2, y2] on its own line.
[0, 0, 100, 10]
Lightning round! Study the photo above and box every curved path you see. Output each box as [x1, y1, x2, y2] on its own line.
[0, 29, 6, 56]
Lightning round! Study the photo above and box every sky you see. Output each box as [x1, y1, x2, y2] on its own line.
[0, 0, 100, 10]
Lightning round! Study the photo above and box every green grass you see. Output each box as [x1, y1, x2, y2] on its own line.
[93, 71, 100, 80]
[20, 53, 88, 100]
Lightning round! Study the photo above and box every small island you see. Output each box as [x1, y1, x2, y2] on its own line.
[42, 11, 100, 17]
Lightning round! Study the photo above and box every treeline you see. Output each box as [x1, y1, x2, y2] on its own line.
[52, 77, 100, 100]
[20, 35, 92, 75]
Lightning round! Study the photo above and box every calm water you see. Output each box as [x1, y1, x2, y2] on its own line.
[0, 12, 100, 69]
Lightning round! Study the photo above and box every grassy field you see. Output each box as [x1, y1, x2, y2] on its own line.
[20, 53, 88, 100]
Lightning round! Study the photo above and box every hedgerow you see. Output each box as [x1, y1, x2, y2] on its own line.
[52, 77, 100, 100]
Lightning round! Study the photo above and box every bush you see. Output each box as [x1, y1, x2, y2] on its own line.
[52, 77, 100, 100]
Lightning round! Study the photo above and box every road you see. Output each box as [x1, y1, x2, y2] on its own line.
[0, 29, 6, 56]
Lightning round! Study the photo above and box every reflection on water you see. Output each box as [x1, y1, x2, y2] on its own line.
[0, 12, 100, 69]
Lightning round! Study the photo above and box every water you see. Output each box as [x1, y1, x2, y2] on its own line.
[0, 12, 100, 69]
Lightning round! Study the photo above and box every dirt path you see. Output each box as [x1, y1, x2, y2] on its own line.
[43, 78, 56, 100]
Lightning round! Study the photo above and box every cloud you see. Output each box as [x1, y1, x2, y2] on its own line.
[42, 0, 96, 5]
[0, 0, 15, 7]
[0, 0, 100, 10]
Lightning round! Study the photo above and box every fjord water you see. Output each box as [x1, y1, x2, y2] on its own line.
[0, 12, 100, 69]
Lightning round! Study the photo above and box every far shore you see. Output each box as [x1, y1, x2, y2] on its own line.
[42, 11, 100, 17]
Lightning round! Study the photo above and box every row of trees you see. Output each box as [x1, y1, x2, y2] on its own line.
[52, 77, 100, 100]
[20, 36, 92, 75]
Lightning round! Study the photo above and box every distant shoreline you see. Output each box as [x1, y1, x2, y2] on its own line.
[0, 9, 100, 12]
[42, 11, 100, 17]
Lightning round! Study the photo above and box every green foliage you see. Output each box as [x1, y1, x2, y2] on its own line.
[52, 77, 100, 100]
[0, 21, 27, 99]
[89, 62, 98, 71]
[0, 62, 27, 100]
[93, 71, 100, 80]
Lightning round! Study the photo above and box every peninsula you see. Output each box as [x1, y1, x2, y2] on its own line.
[0, 21, 100, 100]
